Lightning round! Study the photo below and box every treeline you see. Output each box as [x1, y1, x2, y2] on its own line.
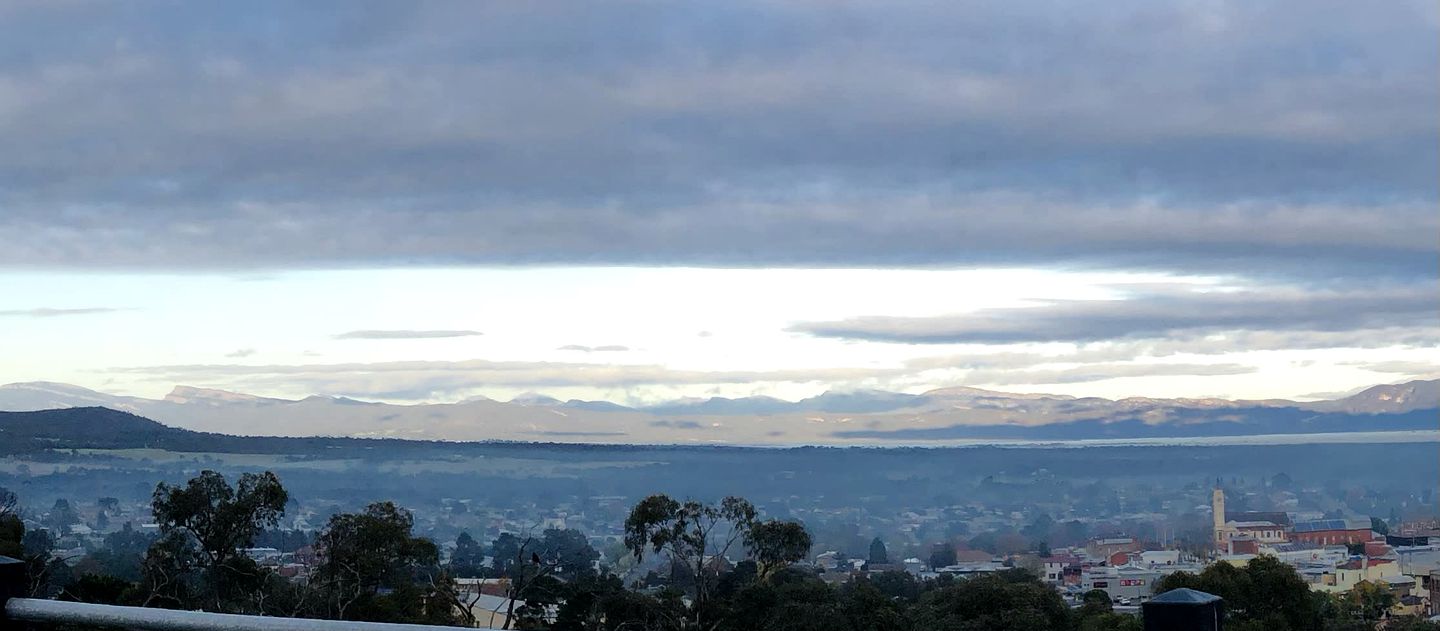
[4, 475, 1440, 631]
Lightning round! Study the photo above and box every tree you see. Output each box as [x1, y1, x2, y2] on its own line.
[1341, 580, 1396, 622]
[313, 501, 455, 625]
[491, 532, 524, 577]
[1370, 517, 1389, 536]
[1021, 514, 1054, 543]
[60, 573, 133, 605]
[1079, 589, 1112, 616]
[928, 543, 956, 569]
[86, 522, 155, 581]
[46, 499, 79, 533]
[624, 494, 758, 626]
[0, 511, 67, 598]
[868, 570, 920, 602]
[868, 537, 888, 565]
[840, 578, 908, 630]
[450, 531, 486, 577]
[486, 528, 569, 630]
[0, 486, 16, 518]
[747, 520, 812, 581]
[552, 574, 682, 631]
[1155, 556, 1319, 630]
[151, 470, 287, 567]
[146, 470, 289, 613]
[724, 568, 851, 631]
[910, 572, 1071, 631]
[537, 527, 601, 581]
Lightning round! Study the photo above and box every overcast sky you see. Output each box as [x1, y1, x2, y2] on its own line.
[0, 1, 1435, 405]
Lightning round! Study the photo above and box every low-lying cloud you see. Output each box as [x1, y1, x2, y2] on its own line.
[0, 307, 121, 317]
[110, 355, 1273, 402]
[334, 330, 482, 340]
[793, 285, 1439, 345]
[557, 345, 631, 353]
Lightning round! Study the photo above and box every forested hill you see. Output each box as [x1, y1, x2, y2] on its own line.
[0, 407, 739, 457]
[0, 407, 362, 455]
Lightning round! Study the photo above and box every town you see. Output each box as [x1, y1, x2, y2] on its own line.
[5, 461, 1439, 628]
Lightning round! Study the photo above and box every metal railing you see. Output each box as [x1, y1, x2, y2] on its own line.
[1, 556, 485, 631]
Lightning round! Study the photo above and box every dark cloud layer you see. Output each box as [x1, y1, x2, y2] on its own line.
[793, 285, 1439, 344]
[0, 1, 1433, 279]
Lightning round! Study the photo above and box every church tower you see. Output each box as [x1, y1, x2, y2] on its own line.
[1212, 479, 1226, 547]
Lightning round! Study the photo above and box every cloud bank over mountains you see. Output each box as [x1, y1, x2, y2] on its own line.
[0, 379, 1435, 445]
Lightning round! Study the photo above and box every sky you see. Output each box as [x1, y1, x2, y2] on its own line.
[0, 1, 1436, 406]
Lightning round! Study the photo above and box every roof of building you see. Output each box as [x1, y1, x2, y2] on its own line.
[1293, 519, 1372, 533]
[1227, 511, 1292, 526]
[1230, 521, 1282, 529]
[1149, 588, 1222, 604]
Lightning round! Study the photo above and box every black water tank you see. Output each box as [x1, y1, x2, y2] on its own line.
[1142, 588, 1224, 631]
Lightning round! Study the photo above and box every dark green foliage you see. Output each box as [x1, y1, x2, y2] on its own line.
[0, 513, 21, 559]
[536, 528, 601, 581]
[722, 568, 852, 631]
[1156, 556, 1321, 631]
[868, 537, 888, 564]
[46, 498, 79, 532]
[624, 494, 759, 625]
[135, 470, 291, 614]
[60, 573, 133, 605]
[450, 531, 486, 577]
[79, 522, 155, 581]
[1075, 589, 1141, 631]
[929, 542, 957, 569]
[869, 569, 921, 602]
[553, 576, 685, 631]
[910, 571, 1071, 631]
[0, 486, 17, 517]
[840, 577, 909, 630]
[748, 520, 813, 580]
[313, 501, 455, 624]
[151, 470, 287, 566]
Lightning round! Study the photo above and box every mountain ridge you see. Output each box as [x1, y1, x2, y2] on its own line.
[0, 378, 1434, 445]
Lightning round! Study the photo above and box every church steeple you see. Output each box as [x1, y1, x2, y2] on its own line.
[1212, 480, 1227, 548]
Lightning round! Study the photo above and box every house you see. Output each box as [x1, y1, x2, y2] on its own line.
[1307, 558, 1402, 594]
[1041, 554, 1083, 584]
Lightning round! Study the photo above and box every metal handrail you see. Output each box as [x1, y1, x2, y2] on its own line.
[3, 599, 485, 631]
[0, 556, 488, 631]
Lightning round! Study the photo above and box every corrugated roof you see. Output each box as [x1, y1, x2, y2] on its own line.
[1293, 519, 1371, 533]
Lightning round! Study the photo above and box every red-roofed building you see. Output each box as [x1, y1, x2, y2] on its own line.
[1291, 518, 1379, 546]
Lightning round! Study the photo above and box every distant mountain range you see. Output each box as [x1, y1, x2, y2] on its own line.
[0, 379, 1434, 446]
